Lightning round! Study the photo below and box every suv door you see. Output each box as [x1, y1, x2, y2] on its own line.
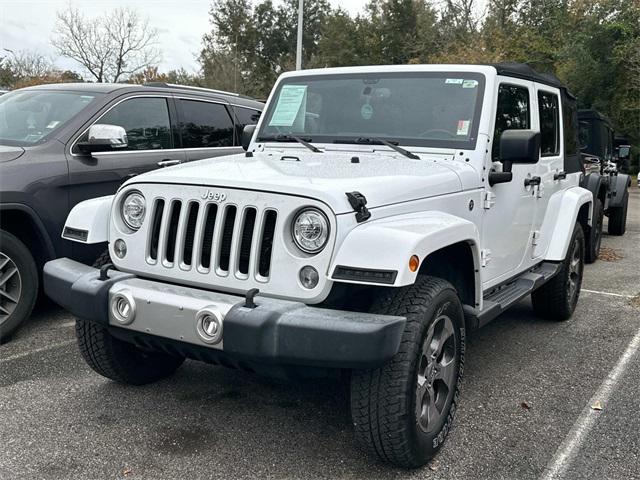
[482, 80, 538, 286]
[67, 95, 185, 207]
[177, 98, 239, 161]
[531, 87, 564, 259]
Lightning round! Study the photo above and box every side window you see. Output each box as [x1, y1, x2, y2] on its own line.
[493, 84, 530, 160]
[180, 100, 234, 148]
[82, 97, 172, 151]
[563, 97, 578, 156]
[233, 107, 262, 145]
[538, 91, 560, 156]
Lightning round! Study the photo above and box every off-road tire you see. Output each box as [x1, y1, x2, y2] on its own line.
[93, 249, 112, 269]
[608, 190, 628, 236]
[585, 198, 603, 263]
[531, 223, 584, 321]
[350, 276, 465, 468]
[76, 317, 185, 385]
[0, 230, 39, 342]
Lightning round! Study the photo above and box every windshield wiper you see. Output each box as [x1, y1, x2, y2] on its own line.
[257, 134, 322, 153]
[333, 137, 419, 160]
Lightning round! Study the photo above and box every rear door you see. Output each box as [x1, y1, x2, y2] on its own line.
[67, 94, 186, 207]
[176, 97, 239, 161]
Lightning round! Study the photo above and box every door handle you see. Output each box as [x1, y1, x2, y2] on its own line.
[554, 171, 567, 180]
[524, 176, 541, 187]
[157, 159, 182, 167]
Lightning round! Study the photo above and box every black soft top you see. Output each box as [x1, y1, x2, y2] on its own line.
[491, 62, 575, 98]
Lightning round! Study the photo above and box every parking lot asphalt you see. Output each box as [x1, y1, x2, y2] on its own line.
[1, 189, 639, 480]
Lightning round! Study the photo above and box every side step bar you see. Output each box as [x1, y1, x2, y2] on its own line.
[464, 262, 561, 330]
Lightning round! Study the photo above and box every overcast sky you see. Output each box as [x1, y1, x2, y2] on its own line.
[0, 0, 371, 76]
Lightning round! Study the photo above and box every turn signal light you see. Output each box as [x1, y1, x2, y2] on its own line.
[409, 255, 420, 272]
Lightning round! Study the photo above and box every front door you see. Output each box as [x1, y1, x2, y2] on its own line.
[482, 80, 538, 287]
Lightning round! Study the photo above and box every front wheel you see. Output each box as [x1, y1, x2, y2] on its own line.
[531, 223, 584, 321]
[0, 230, 39, 342]
[350, 276, 465, 468]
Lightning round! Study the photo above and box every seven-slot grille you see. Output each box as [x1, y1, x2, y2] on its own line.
[147, 198, 278, 280]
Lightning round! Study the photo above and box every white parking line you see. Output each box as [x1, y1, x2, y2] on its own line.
[0, 339, 76, 364]
[540, 327, 640, 480]
[581, 288, 634, 299]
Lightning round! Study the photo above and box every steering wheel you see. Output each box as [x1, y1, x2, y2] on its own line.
[418, 128, 457, 139]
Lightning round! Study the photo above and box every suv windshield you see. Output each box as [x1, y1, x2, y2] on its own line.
[0, 90, 101, 146]
[257, 72, 486, 149]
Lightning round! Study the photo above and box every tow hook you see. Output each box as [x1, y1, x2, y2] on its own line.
[346, 191, 371, 223]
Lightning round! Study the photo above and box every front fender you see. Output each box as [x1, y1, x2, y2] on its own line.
[61, 196, 113, 244]
[539, 187, 592, 261]
[330, 211, 481, 287]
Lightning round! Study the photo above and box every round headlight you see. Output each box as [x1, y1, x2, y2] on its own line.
[121, 191, 146, 230]
[292, 208, 329, 254]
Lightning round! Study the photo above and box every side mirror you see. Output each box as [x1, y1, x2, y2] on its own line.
[489, 130, 541, 186]
[241, 124, 256, 151]
[77, 124, 128, 154]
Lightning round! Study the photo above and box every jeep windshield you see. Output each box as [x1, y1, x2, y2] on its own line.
[0, 90, 102, 147]
[257, 71, 486, 150]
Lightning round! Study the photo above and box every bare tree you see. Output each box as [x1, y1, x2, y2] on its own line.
[52, 6, 161, 83]
[2, 49, 55, 79]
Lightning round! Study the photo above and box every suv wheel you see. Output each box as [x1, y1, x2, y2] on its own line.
[76, 318, 185, 385]
[350, 276, 465, 468]
[608, 190, 628, 236]
[0, 230, 39, 342]
[531, 223, 584, 321]
[585, 198, 603, 263]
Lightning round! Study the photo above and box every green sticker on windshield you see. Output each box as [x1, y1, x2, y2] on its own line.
[269, 85, 307, 127]
[462, 80, 478, 88]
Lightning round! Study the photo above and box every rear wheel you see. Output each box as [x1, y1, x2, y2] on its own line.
[350, 276, 465, 468]
[0, 230, 39, 342]
[585, 198, 603, 263]
[532, 223, 584, 321]
[608, 191, 628, 236]
[76, 318, 185, 385]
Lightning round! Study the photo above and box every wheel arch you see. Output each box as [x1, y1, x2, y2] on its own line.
[0, 203, 56, 268]
[543, 187, 593, 261]
[329, 211, 481, 308]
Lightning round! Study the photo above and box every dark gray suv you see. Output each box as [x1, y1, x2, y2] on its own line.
[0, 82, 263, 340]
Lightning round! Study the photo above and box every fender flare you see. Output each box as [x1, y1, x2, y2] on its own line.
[329, 211, 481, 302]
[582, 172, 605, 203]
[62, 196, 113, 244]
[0, 202, 56, 260]
[543, 187, 593, 261]
[609, 173, 631, 209]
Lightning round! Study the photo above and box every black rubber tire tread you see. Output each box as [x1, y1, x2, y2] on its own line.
[0, 229, 39, 342]
[607, 190, 628, 236]
[350, 276, 464, 468]
[531, 223, 584, 321]
[76, 317, 184, 385]
[585, 198, 603, 263]
[92, 249, 112, 269]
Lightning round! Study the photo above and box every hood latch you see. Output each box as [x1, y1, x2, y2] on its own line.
[346, 191, 371, 223]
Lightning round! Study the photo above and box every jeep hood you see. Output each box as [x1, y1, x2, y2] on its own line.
[132, 151, 465, 214]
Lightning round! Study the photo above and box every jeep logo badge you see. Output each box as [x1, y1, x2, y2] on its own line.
[201, 190, 227, 202]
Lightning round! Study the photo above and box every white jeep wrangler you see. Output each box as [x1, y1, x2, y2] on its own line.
[45, 63, 592, 468]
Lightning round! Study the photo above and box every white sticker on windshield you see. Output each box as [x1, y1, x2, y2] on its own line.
[462, 80, 478, 88]
[445, 78, 464, 84]
[457, 120, 470, 136]
[269, 85, 307, 127]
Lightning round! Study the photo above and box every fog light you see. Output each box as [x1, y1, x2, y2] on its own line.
[114, 239, 127, 259]
[195, 308, 223, 345]
[299, 265, 319, 289]
[111, 291, 135, 325]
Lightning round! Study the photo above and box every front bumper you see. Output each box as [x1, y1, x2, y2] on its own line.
[44, 258, 406, 370]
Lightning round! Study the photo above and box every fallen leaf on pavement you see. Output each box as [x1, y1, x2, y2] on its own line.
[520, 401, 531, 410]
[591, 401, 603, 411]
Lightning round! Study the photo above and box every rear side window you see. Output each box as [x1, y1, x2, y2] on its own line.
[563, 96, 578, 156]
[233, 107, 261, 145]
[493, 84, 530, 160]
[538, 91, 560, 156]
[179, 100, 234, 148]
[87, 97, 172, 151]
